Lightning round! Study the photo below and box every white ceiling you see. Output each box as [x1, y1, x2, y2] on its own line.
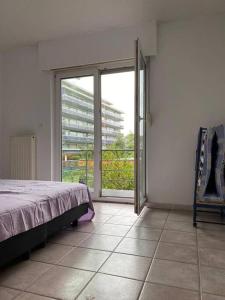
[0, 0, 225, 51]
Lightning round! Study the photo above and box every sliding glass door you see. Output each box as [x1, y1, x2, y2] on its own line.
[56, 66, 135, 201]
[55, 56, 147, 211]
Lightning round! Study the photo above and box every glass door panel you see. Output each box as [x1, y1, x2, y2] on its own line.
[61, 76, 94, 191]
[101, 70, 135, 198]
[135, 39, 147, 214]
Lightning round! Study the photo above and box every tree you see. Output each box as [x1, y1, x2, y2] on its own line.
[106, 132, 134, 150]
[101, 132, 135, 190]
[63, 132, 135, 190]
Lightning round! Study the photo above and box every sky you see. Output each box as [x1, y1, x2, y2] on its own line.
[66, 71, 134, 135]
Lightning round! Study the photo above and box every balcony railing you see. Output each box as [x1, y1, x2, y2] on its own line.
[62, 94, 124, 121]
[62, 108, 123, 129]
[62, 122, 120, 137]
[62, 149, 135, 193]
[62, 135, 116, 144]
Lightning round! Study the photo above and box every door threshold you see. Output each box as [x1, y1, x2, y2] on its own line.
[93, 197, 134, 204]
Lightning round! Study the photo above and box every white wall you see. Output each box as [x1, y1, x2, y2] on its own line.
[149, 15, 225, 206]
[0, 54, 3, 177]
[2, 46, 52, 180]
[38, 21, 157, 70]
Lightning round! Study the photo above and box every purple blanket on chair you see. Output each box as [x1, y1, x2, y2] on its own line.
[0, 180, 94, 242]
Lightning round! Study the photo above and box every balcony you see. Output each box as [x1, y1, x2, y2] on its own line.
[63, 135, 94, 144]
[62, 149, 134, 198]
[62, 94, 94, 112]
[62, 108, 123, 129]
[62, 122, 120, 137]
[63, 123, 94, 134]
[62, 108, 94, 123]
[62, 94, 124, 122]
[62, 135, 117, 144]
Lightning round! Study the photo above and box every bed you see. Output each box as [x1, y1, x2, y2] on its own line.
[0, 180, 94, 267]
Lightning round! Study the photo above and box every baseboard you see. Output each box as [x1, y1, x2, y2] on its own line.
[147, 201, 192, 211]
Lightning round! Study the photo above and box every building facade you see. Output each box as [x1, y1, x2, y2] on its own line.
[61, 81, 124, 150]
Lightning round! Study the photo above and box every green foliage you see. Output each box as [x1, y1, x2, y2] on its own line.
[62, 133, 134, 190]
[106, 132, 134, 150]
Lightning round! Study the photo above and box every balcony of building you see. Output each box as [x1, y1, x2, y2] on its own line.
[62, 109, 123, 130]
[62, 97, 124, 122]
[62, 123, 120, 137]
[63, 135, 117, 144]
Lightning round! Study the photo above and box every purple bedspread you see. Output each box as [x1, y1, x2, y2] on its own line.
[0, 180, 94, 242]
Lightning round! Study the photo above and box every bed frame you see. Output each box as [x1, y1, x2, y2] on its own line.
[0, 203, 89, 268]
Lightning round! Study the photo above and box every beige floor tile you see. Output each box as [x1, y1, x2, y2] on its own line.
[114, 205, 135, 214]
[93, 223, 130, 236]
[126, 227, 162, 241]
[58, 248, 110, 271]
[155, 242, 198, 264]
[198, 230, 225, 250]
[27, 265, 93, 300]
[202, 294, 225, 300]
[161, 230, 196, 246]
[168, 211, 192, 222]
[77, 273, 142, 300]
[147, 259, 199, 291]
[115, 237, 157, 257]
[140, 208, 169, 220]
[134, 217, 166, 229]
[106, 215, 137, 226]
[0, 287, 21, 300]
[51, 231, 91, 246]
[93, 207, 120, 215]
[92, 214, 113, 223]
[201, 266, 225, 296]
[197, 212, 225, 223]
[139, 282, 200, 300]
[115, 209, 137, 217]
[79, 234, 122, 251]
[199, 248, 225, 269]
[31, 243, 73, 264]
[165, 220, 196, 233]
[15, 292, 54, 299]
[99, 253, 151, 280]
[197, 222, 225, 232]
[0, 261, 51, 290]
[98, 202, 126, 208]
[76, 222, 102, 233]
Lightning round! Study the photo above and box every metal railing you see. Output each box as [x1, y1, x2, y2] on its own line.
[62, 122, 119, 137]
[62, 149, 134, 191]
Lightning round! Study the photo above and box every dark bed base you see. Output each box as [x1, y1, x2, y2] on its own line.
[0, 203, 89, 268]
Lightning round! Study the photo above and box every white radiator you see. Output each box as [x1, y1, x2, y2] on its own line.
[10, 136, 37, 180]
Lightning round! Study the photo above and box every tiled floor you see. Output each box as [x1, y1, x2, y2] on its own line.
[1, 202, 225, 299]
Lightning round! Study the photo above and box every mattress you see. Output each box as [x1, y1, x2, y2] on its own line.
[0, 180, 93, 242]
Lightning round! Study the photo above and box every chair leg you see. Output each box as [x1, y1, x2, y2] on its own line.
[193, 205, 197, 227]
[220, 207, 225, 219]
